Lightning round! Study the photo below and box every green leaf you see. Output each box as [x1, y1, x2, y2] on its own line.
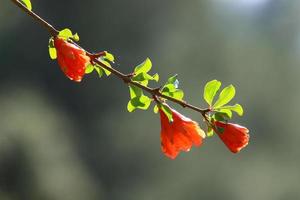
[162, 84, 177, 93]
[127, 95, 151, 112]
[172, 89, 184, 100]
[213, 84, 236, 108]
[73, 33, 80, 42]
[219, 104, 244, 116]
[94, 66, 104, 77]
[85, 64, 94, 74]
[218, 109, 232, 118]
[153, 73, 159, 82]
[203, 80, 221, 106]
[132, 72, 159, 84]
[20, 0, 32, 10]
[129, 85, 142, 98]
[134, 58, 152, 74]
[127, 101, 136, 112]
[153, 105, 159, 113]
[213, 112, 230, 122]
[161, 104, 173, 122]
[48, 47, 57, 59]
[167, 74, 178, 85]
[207, 126, 214, 137]
[58, 28, 73, 39]
[48, 37, 56, 59]
[104, 51, 115, 62]
[97, 59, 112, 76]
[48, 37, 55, 48]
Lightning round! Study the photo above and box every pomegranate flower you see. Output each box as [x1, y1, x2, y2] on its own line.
[54, 37, 90, 82]
[214, 121, 249, 153]
[159, 105, 205, 159]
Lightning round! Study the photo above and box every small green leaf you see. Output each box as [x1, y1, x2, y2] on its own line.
[218, 109, 232, 118]
[85, 64, 94, 74]
[73, 33, 80, 41]
[167, 74, 178, 85]
[219, 104, 244, 116]
[48, 47, 57, 59]
[213, 84, 236, 108]
[48, 37, 57, 59]
[48, 37, 55, 48]
[134, 58, 152, 74]
[132, 72, 159, 85]
[94, 66, 104, 77]
[204, 80, 221, 106]
[213, 112, 230, 122]
[139, 95, 151, 107]
[153, 73, 159, 82]
[161, 104, 173, 122]
[172, 89, 184, 100]
[153, 105, 159, 113]
[97, 59, 112, 76]
[104, 51, 115, 62]
[127, 95, 151, 112]
[21, 0, 32, 10]
[58, 28, 73, 39]
[207, 127, 214, 137]
[129, 85, 142, 98]
[127, 101, 136, 112]
[162, 84, 177, 93]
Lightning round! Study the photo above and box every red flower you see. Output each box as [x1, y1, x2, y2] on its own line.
[159, 105, 205, 159]
[54, 37, 90, 82]
[214, 121, 249, 153]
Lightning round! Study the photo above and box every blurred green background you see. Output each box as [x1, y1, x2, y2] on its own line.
[1, 0, 300, 199]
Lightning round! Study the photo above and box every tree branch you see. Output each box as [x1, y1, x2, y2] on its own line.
[10, 0, 210, 117]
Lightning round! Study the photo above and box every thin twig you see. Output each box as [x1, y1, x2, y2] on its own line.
[10, 0, 210, 116]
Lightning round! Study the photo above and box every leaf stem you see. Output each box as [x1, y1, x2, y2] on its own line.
[10, 0, 210, 116]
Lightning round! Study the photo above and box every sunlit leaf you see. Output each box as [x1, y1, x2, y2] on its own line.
[153, 105, 159, 113]
[172, 89, 184, 100]
[73, 33, 80, 41]
[134, 58, 152, 74]
[94, 66, 104, 77]
[129, 85, 142, 98]
[219, 104, 244, 116]
[20, 0, 32, 10]
[104, 51, 115, 62]
[48, 38, 56, 59]
[213, 85, 235, 108]
[207, 126, 214, 137]
[48, 47, 57, 59]
[85, 64, 94, 74]
[153, 73, 159, 82]
[162, 84, 177, 93]
[98, 59, 112, 76]
[167, 74, 178, 85]
[127, 100, 136, 112]
[58, 28, 73, 39]
[204, 80, 221, 106]
[218, 109, 232, 118]
[213, 112, 230, 122]
[127, 95, 151, 112]
[132, 72, 159, 84]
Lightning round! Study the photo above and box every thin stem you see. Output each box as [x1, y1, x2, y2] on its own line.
[10, 0, 59, 36]
[10, 0, 210, 116]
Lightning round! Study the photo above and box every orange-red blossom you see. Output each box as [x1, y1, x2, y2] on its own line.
[159, 105, 206, 159]
[54, 37, 90, 82]
[214, 121, 249, 153]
